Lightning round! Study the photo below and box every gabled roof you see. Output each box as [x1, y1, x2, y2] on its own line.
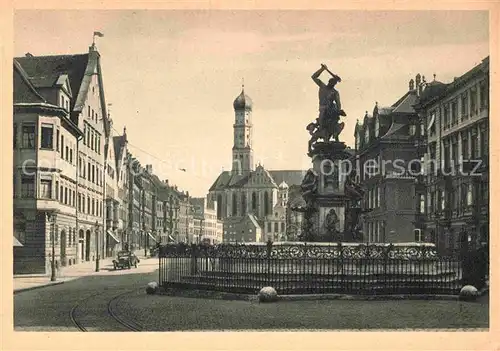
[13, 60, 46, 104]
[267, 170, 306, 187]
[113, 135, 126, 169]
[391, 90, 418, 114]
[247, 213, 262, 230]
[15, 53, 89, 111]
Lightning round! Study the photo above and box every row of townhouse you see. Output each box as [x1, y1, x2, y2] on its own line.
[353, 57, 489, 253]
[12, 44, 195, 275]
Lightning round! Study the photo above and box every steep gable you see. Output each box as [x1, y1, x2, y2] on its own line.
[13, 61, 46, 104]
[15, 53, 88, 110]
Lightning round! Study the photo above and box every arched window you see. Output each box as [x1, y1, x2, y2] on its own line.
[252, 192, 257, 211]
[264, 191, 270, 215]
[232, 193, 237, 216]
[241, 193, 247, 215]
[217, 194, 222, 219]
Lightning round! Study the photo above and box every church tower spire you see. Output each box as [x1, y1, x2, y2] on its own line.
[232, 83, 254, 173]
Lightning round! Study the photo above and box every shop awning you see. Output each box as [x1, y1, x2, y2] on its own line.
[13, 236, 23, 247]
[148, 232, 157, 242]
[107, 230, 120, 244]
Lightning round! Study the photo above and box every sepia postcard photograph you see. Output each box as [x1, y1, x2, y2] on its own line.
[1, 2, 499, 351]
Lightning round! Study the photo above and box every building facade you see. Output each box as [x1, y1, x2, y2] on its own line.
[354, 77, 423, 243]
[14, 44, 111, 274]
[414, 57, 489, 254]
[209, 86, 306, 242]
[13, 60, 83, 274]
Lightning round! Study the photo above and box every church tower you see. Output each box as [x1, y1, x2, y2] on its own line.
[232, 84, 254, 173]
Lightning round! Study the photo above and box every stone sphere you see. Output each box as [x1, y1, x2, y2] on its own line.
[146, 281, 159, 295]
[258, 286, 278, 303]
[459, 285, 478, 301]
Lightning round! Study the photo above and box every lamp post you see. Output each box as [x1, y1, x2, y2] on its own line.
[46, 212, 57, 282]
[95, 220, 100, 272]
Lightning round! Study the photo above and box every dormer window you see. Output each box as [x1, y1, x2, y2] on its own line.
[409, 124, 416, 136]
[364, 126, 370, 143]
[356, 132, 361, 149]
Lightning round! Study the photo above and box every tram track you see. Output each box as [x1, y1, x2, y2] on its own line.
[70, 289, 143, 331]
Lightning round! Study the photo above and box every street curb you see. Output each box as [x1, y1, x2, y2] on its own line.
[14, 281, 65, 294]
[158, 286, 489, 302]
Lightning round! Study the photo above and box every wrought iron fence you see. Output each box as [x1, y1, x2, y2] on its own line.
[158, 242, 486, 295]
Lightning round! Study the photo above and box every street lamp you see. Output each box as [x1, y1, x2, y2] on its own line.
[46, 212, 57, 281]
[95, 220, 100, 272]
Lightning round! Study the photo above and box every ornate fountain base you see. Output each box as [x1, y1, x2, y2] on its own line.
[301, 141, 353, 242]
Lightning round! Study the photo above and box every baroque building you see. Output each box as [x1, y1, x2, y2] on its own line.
[414, 57, 489, 254]
[208, 86, 306, 243]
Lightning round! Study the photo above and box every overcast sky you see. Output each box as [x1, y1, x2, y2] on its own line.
[14, 10, 489, 197]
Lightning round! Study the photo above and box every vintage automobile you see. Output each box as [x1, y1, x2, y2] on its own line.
[112, 251, 140, 270]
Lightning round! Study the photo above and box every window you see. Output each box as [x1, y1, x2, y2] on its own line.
[87, 196, 91, 214]
[59, 185, 63, 202]
[70, 149, 73, 164]
[429, 111, 436, 136]
[409, 124, 416, 136]
[64, 187, 68, 205]
[281, 223, 285, 232]
[364, 127, 370, 143]
[471, 129, 478, 158]
[375, 118, 380, 137]
[461, 134, 468, 160]
[451, 100, 458, 125]
[461, 93, 468, 118]
[60, 135, 64, 157]
[480, 81, 488, 109]
[419, 194, 425, 214]
[414, 229, 423, 242]
[55, 181, 59, 200]
[443, 106, 449, 129]
[88, 162, 91, 181]
[274, 222, 279, 233]
[480, 125, 488, 158]
[21, 177, 35, 197]
[420, 122, 425, 136]
[88, 106, 91, 117]
[470, 87, 477, 115]
[13, 124, 17, 148]
[78, 193, 81, 211]
[267, 222, 271, 232]
[467, 184, 473, 206]
[40, 179, 52, 199]
[72, 190, 76, 207]
[22, 124, 36, 148]
[65, 146, 69, 161]
[91, 131, 94, 151]
[56, 129, 60, 151]
[440, 190, 445, 211]
[60, 95, 64, 108]
[92, 199, 95, 216]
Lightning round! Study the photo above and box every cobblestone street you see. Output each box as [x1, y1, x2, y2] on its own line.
[14, 257, 489, 331]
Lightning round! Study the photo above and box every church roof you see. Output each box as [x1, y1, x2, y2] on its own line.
[267, 170, 306, 187]
[233, 88, 253, 110]
[209, 169, 305, 191]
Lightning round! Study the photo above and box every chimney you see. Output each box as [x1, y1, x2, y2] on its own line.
[146, 164, 153, 174]
[409, 78, 415, 91]
[415, 74, 421, 96]
[25, 52, 33, 57]
[123, 126, 127, 142]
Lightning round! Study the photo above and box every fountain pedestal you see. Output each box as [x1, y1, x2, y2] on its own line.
[301, 141, 353, 242]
